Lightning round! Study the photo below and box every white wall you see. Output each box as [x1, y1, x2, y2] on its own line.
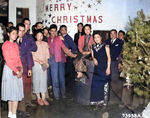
[9, 0, 36, 27]
[36, 0, 150, 38]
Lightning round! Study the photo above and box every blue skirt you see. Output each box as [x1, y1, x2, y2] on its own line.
[1, 64, 24, 101]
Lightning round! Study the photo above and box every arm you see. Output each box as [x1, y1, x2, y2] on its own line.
[32, 52, 43, 65]
[29, 35, 37, 52]
[45, 43, 50, 67]
[61, 42, 76, 58]
[105, 45, 111, 75]
[91, 46, 98, 65]
[2, 44, 20, 73]
[66, 35, 77, 53]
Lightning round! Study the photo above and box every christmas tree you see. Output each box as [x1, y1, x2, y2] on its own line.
[121, 9, 150, 98]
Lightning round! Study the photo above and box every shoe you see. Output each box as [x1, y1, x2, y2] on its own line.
[26, 103, 36, 107]
[100, 105, 107, 111]
[93, 105, 99, 111]
[55, 97, 60, 100]
[43, 99, 49, 105]
[37, 99, 44, 106]
[62, 95, 66, 99]
[102, 112, 109, 118]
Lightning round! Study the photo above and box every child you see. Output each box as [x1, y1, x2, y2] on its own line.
[1, 26, 24, 118]
[73, 24, 95, 79]
[90, 32, 111, 110]
[32, 29, 50, 106]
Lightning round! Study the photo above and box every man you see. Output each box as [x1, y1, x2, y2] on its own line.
[16, 23, 36, 116]
[105, 29, 124, 99]
[22, 18, 37, 51]
[118, 30, 125, 71]
[59, 25, 77, 76]
[48, 24, 76, 99]
[34, 22, 48, 42]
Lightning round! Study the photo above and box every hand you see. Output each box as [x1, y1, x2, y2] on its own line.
[93, 58, 98, 65]
[17, 71, 22, 78]
[28, 70, 32, 77]
[72, 54, 77, 58]
[106, 68, 110, 75]
[83, 51, 90, 55]
[40, 61, 44, 65]
[46, 63, 49, 68]
[59, 36, 64, 41]
[118, 63, 123, 71]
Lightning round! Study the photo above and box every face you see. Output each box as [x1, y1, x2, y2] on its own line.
[110, 31, 117, 40]
[50, 28, 57, 37]
[24, 20, 31, 31]
[118, 32, 125, 40]
[78, 24, 83, 32]
[36, 32, 43, 42]
[36, 23, 43, 29]
[44, 29, 49, 37]
[84, 26, 91, 35]
[18, 26, 25, 38]
[8, 30, 17, 41]
[94, 34, 102, 44]
[60, 27, 67, 35]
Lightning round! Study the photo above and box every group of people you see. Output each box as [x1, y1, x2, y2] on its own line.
[1, 18, 125, 118]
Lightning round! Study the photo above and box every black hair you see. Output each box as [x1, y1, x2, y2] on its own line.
[93, 31, 101, 37]
[16, 23, 25, 31]
[22, 18, 30, 24]
[49, 24, 57, 30]
[110, 29, 117, 34]
[59, 25, 67, 30]
[34, 29, 44, 36]
[84, 24, 91, 30]
[118, 30, 125, 35]
[32, 25, 36, 34]
[35, 22, 43, 27]
[43, 27, 49, 31]
[4, 26, 17, 41]
[77, 22, 83, 27]
[7, 22, 13, 27]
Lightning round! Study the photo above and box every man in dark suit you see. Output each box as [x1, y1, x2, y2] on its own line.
[105, 29, 124, 99]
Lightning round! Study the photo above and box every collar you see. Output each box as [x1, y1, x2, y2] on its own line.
[111, 38, 117, 44]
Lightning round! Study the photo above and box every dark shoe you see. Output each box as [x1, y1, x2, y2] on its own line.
[26, 102, 36, 107]
[62, 95, 66, 99]
[93, 105, 99, 111]
[55, 97, 60, 100]
[100, 105, 107, 111]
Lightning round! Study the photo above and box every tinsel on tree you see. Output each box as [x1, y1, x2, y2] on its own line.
[121, 9, 150, 98]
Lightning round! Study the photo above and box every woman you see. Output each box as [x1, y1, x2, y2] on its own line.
[43, 27, 50, 38]
[73, 24, 94, 80]
[74, 22, 85, 46]
[32, 29, 50, 106]
[90, 32, 111, 110]
[1, 26, 24, 118]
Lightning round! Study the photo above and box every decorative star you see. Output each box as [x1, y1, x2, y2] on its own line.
[48, 14, 51, 17]
[48, 22, 50, 24]
[67, 0, 69, 1]
[87, 4, 92, 8]
[97, 0, 101, 4]
[45, 19, 47, 23]
[74, 6, 78, 10]
[82, 1, 85, 4]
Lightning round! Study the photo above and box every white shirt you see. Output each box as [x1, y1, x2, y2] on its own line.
[111, 38, 116, 44]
